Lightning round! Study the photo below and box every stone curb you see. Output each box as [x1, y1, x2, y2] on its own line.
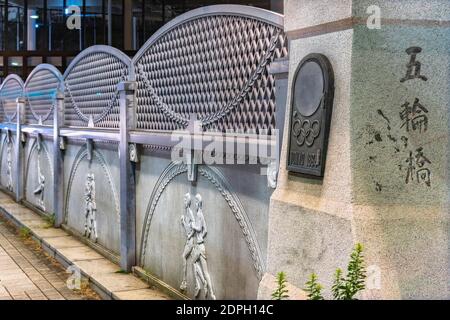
[0, 193, 170, 301]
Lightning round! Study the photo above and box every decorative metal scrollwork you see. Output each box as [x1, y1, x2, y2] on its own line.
[65, 67, 127, 127]
[134, 8, 287, 133]
[24, 65, 63, 125]
[64, 49, 131, 128]
[0, 75, 24, 123]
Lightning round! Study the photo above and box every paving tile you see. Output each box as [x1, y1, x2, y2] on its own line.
[0, 192, 170, 300]
[44, 237, 85, 250]
[91, 273, 150, 293]
[113, 288, 170, 300]
[58, 247, 104, 262]
[0, 205, 98, 300]
[74, 258, 122, 276]
[32, 228, 69, 239]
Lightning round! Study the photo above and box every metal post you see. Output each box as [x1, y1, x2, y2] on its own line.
[118, 80, 137, 272]
[53, 91, 65, 227]
[269, 57, 290, 159]
[15, 97, 26, 202]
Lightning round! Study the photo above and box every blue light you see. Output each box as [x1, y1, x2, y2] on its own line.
[30, 15, 39, 19]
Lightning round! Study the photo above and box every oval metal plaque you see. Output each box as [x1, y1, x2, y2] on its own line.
[287, 53, 335, 177]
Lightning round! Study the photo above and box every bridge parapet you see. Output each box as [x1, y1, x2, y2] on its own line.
[0, 5, 288, 300]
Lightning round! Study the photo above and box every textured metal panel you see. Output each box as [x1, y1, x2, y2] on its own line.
[0, 75, 24, 123]
[63, 46, 131, 129]
[132, 5, 287, 134]
[24, 64, 63, 125]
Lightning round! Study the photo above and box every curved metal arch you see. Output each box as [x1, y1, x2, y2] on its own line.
[25, 63, 64, 88]
[63, 45, 131, 128]
[0, 74, 25, 122]
[0, 74, 24, 91]
[132, 5, 284, 65]
[131, 5, 287, 132]
[24, 64, 64, 124]
[64, 45, 131, 78]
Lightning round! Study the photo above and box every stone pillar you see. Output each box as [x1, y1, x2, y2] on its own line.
[53, 91, 65, 227]
[118, 81, 137, 272]
[15, 97, 26, 203]
[259, 0, 450, 300]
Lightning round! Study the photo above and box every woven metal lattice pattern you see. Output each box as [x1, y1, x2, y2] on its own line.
[135, 15, 287, 134]
[64, 52, 129, 128]
[25, 69, 61, 125]
[0, 78, 23, 122]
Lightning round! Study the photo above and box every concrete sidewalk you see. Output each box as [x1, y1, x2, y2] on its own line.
[0, 218, 92, 300]
[0, 191, 170, 300]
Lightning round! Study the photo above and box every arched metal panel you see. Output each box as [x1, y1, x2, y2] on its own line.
[24, 64, 64, 125]
[132, 5, 288, 133]
[63, 45, 131, 129]
[0, 75, 24, 123]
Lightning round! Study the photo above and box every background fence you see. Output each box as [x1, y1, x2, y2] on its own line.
[0, 5, 288, 300]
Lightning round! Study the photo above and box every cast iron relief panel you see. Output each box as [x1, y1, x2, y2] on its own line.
[0, 132, 15, 192]
[64, 145, 120, 254]
[26, 138, 53, 211]
[287, 54, 335, 177]
[24, 65, 63, 125]
[34, 141, 46, 210]
[134, 10, 287, 133]
[64, 47, 131, 128]
[140, 162, 264, 300]
[0, 75, 24, 123]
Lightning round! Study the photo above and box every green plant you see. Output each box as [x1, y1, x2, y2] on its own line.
[19, 227, 31, 239]
[115, 270, 130, 275]
[44, 214, 56, 228]
[271, 272, 289, 300]
[332, 243, 366, 300]
[305, 273, 324, 300]
[303, 243, 367, 300]
[332, 268, 345, 300]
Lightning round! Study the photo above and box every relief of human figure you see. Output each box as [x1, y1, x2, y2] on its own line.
[191, 194, 216, 300]
[180, 193, 195, 292]
[6, 140, 13, 192]
[84, 173, 98, 242]
[180, 192, 216, 300]
[33, 144, 45, 210]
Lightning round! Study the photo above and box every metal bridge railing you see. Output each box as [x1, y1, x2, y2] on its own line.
[0, 5, 288, 294]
